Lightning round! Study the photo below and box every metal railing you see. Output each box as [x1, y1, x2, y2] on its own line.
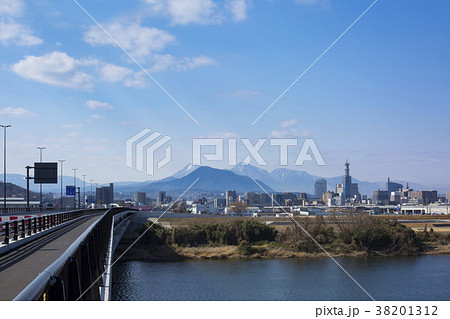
[0, 209, 105, 245]
[14, 207, 136, 301]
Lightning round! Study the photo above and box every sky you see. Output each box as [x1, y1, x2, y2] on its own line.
[0, 0, 449, 188]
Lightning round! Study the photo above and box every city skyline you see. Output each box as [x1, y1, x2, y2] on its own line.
[0, 0, 449, 188]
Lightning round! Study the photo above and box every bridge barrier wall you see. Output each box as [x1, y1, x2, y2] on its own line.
[100, 212, 134, 301]
[0, 209, 106, 255]
[13, 207, 136, 301]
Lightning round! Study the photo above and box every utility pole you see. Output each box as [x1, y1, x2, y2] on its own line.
[82, 174, 86, 208]
[37, 146, 45, 210]
[1, 124, 11, 211]
[73, 168, 78, 209]
[58, 159, 65, 210]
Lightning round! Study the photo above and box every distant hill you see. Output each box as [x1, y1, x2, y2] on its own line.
[0, 182, 39, 199]
[232, 164, 401, 196]
[115, 166, 275, 195]
[0, 174, 85, 193]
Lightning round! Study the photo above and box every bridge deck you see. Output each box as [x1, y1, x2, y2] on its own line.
[0, 215, 101, 300]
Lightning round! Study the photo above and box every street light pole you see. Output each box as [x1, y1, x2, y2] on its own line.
[73, 168, 78, 209]
[1, 125, 11, 210]
[90, 179, 93, 209]
[82, 174, 86, 208]
[58, 159, 65, 210]
[37, 146, 45, 210]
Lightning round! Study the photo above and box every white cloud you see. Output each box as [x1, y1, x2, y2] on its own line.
[269, 128, 313, 138]
[148, 54, 216, 72]
[84, 21, 216, 74]
[0, 0, 43, 46]
[0, 107, 34, 117]
[86, 100, 113, 111]
[0, 18, 43, 46]
[0, 0, 24, 17]
[270, 120, 312, 138]
[280, 119, 299, 128]
[100, 63, 132, 82]
[83, 23, 175, 60]
[226, 0, 251, 22]
[100, 63, 146, 88]
[11, 51, 95, 90]
[145, 0, 222, 25]
[295, 0, 331, 8]
[10, 51, 148, 90]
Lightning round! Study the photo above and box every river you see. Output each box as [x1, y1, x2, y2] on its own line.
[111, 254, 450, 301]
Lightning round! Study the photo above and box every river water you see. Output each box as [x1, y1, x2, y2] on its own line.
[111, 254, 450, 301]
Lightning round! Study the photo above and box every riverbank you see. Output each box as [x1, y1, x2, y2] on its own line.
[114, 215, 450, 262]
[116, 241, 450, 261]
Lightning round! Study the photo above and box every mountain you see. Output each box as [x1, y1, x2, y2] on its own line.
[115, 166, 275, 195]
[0, 182, 39, 199]
[231, 164, 386, 196]
[1, 174, 90, 193]
[172, 164, 199, 178]
[231, 162, 272, 182]
[231, 164, 319, 193]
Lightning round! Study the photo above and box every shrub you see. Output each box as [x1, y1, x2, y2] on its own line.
[238, 240, 267, 256]
[158, 219, 278, 247]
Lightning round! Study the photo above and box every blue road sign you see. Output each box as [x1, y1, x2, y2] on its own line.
[66, 186, 76, 196]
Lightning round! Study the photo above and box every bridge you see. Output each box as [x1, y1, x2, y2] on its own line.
[0, 207, 135, 301]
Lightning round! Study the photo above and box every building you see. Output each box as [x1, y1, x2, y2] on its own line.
[242, 207, 261, 217]
[96, 183, 114, 205]
[386, 178, 403, 193]
[156, 191, 166, 206]
[400, 204, 449, 215]
[0, 198, 40, 209]
[322, 191, 336, 203]
[336, 160, 359, 200]
[214, 198, 226, 208]
[372, 190, 390, 205]
[244, 192, 260, 206]
[328, 195, 345, 206]
[260, 193, 272, 207]
[191, 203, 215, 214]
[297, 193, 308, 201]
[409, 191, 438, 205]
[225, 190, 237, 206]
[314, 179, 327, 198]
[281, 193, 297, 205]
[390, 191, 401, 205]
[134, 192, 147, 206]
[447, 191, 450, 202]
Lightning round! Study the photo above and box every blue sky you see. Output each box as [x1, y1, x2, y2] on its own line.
[0, 0, 449, 188]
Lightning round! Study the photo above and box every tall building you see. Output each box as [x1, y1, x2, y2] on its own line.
[214, 198, 226, 208]
[372, 190, 390, 205]
[135, 192, 147, 205]
[260, 193, 272, 207]
[96, 183, 114, 205]
[336, 160, 359, 199]
[244, 192, 260, 206]
[225, 190, 237, 206]
[386, 177, 403, 193]
[409, 190, 438, 205]
[281, 192, 297, 205]
[156, 191, 166, 205]
[314, 179, 327, 198]
[322, 191, 336, 203]
[447, 190, 450, 202]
